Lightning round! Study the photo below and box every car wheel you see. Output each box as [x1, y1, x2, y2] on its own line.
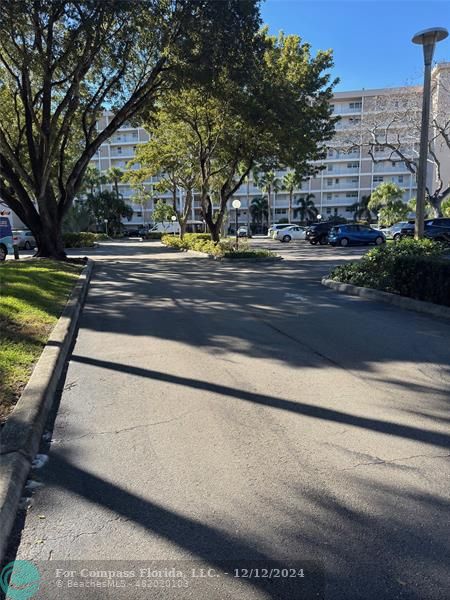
[339, 237, 349, 247]
[393, 233, 401, 241]
[375, 236, 384, 245]
[309, 239, 317, 245]
[24, 241, 31, 250]
[0, 245, 7, 261]
[282, 235, 292, 243]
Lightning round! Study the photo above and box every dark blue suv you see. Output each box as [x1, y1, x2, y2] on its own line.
[328, 224, 386, 247]
[400, 218, 450, 242]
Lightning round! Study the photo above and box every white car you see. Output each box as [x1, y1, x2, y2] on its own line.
[267, 224, 292, 238]
[12, 229, 36, 250]
[275, 225, 306, 242]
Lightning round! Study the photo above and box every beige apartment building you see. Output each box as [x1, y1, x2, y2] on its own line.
[90, 62, 450, 230]
[4, 64, 449, 230]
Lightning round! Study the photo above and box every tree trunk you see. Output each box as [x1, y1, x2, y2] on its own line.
[429, 195, 442, 217]
[288, 191, 292, 223]
[204, 214, 222, 242]
[34, 221, 67, 259]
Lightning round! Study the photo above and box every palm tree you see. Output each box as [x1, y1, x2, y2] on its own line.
[82, 165, 107, 197]
[250, 196, 269, 233]
[350, 195, 373, 222]
[295, 193, 317, 224]
[282, 171, 303, 224]
[255, 171, 281, 225]
[106, 167, 124, 202]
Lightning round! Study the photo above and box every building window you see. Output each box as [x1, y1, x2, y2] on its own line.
[346, 192, 358, 198]
[327, 193, 332, 200]
[326, 207, 332, 214]
[373, 176, 383, 183]
[347, 162, 359, 169]
[327, 179, 332, 186]
[398, 175, 404, 183]
[116, 147, 122, 154]
[349, 101, 362, 109]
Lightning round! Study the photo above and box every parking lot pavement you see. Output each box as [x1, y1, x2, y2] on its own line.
[251, 236, 368, 262]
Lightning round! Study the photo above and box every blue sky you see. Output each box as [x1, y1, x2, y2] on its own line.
[261, 0, 450, 91]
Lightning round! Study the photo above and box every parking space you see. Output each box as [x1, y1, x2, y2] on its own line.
[251, 236, 368, 263]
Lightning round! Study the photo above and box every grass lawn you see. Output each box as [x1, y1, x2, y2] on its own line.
[0, 260, 83, 423]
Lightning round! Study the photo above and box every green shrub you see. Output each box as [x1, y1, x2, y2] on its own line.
[389, 256, 450, 306]
[161, 233, 276, 259]
[161, 235, 188, 250]
[224, 249, 277, 259]
[144, 232, 163, 239]
[63, 232, 97, 248]
[93, 233, 109, 241]
[183, 233, 211, 242]
[330, 238, 450, 306]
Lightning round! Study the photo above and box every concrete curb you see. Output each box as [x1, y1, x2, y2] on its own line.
[321, 277, 450, 321]
[0, 259, 93, 562]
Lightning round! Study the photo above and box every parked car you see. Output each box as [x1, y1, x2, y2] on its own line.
[400, 218, 450, 242]
[305, 222, 333, 245]
[237, 226, 251, 238]
[328, 224, 386, 247]
[149, 221, 180, 234]
[267, 223, 292, 238]
[275, 225, 306, 242]
[0, 216, 13, 260]
[380, 221, 415, 241]
[12, 229, 36, 250]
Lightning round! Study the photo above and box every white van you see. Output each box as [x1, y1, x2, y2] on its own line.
[149, 222, 180, 234]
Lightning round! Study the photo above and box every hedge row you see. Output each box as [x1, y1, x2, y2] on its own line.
[161, 233, 276, 259]
[62, 232, 106, 248]
[330, 238, 450, 306]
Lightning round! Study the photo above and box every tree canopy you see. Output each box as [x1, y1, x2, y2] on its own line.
[0, 0, 262, 257]
[134, 31, 338, 240]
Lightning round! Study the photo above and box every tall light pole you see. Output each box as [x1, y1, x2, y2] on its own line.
[232, 199, 241, 249]
[412, 27, 448, 239]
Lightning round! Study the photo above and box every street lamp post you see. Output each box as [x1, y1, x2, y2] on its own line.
[412, 27, 448, 239]
[232, 199, 241, 250]
[103, 219, 108, 237]
[171, 214, 177, 236]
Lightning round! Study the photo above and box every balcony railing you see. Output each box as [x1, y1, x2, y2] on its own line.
[323, 167, 360, 176]
[332, 106, 362, 115]
[324, 182, 359, 190]
[326, 152, 360, 160]
[373, 163, 410, 173]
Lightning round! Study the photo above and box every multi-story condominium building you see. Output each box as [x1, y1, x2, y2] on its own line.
[91, 63, 450, 230]
[3, 64, 449, 230]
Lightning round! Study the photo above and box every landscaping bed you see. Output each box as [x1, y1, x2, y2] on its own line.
[62, 232, 107, 248]
[0, 260, 83, 423]
[329, 239, 450, 307]
[161, 233, 278, 259]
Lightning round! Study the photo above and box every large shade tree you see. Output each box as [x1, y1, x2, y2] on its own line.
[138, 31, 338, 241]
[0, 0, 262, 258]
[125, 111, 198, 238]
